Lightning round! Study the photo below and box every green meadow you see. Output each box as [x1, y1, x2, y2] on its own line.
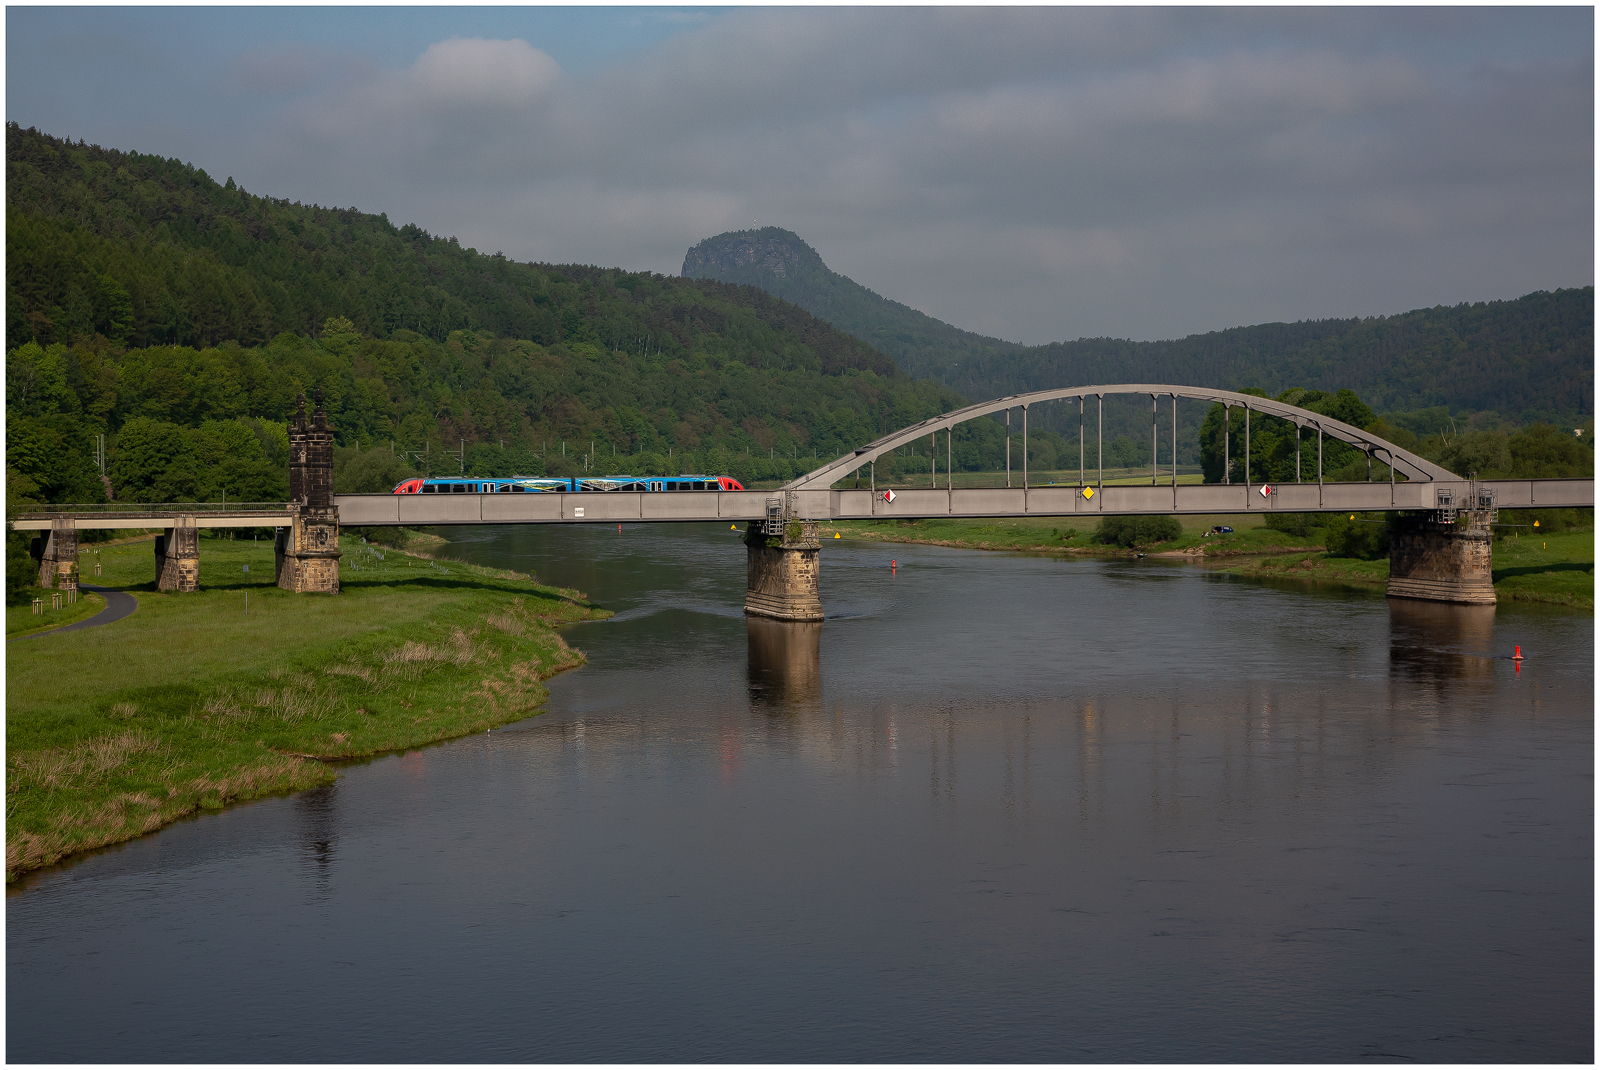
[6, 533, 609, 881]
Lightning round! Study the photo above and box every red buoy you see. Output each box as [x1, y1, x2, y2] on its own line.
[1513, 645, 1524, 660]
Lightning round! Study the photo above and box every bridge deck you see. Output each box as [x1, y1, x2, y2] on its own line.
[9, 479, 1589, 531]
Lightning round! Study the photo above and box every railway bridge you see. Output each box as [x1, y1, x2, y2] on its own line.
[12, 386, 1592, 617]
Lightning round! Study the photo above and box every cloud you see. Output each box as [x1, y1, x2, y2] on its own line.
[7, 8, 1588, 343]
[408, 37, 559, 108]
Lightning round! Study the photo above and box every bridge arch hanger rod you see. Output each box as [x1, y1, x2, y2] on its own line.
[785, 383, 1457, 492]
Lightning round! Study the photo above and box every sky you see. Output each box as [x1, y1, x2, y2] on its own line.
[6, 6, 1593, 345]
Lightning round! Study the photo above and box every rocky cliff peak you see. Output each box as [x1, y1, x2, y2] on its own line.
[682, 227, 826, 281]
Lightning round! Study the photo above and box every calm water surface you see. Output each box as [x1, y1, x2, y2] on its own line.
[8, 524, 1593, 1062]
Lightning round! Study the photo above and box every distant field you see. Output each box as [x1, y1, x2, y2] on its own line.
[747, 466, 1206, 490]
[829, 515, 1592, 609]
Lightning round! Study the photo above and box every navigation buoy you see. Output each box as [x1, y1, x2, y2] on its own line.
[1513, 645, 1524, 660]
[834, 532, 841, 538]
[731, 524, 737, 530]
[891, 560, 897, 573]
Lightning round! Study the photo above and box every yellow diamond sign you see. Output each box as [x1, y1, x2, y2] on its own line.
[1082, 486, 1095, 500]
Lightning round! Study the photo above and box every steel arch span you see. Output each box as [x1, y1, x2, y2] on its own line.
[783, 384, 1458, 491]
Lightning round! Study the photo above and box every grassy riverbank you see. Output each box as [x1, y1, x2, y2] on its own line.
[6, 534, 610, 881]
[828, 517, 1593, 608]
[825, 513, 1314, 557]
[1205, 529, 1594, 608]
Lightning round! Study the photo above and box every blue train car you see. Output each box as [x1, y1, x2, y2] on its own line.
[391, 475, 745, 494]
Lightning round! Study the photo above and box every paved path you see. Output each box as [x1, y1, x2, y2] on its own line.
[9, 585, 138, 641]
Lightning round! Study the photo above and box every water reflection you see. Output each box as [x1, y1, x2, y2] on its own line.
[1388, 598, 1499, 682]
[745, 617, 822, 709]
[7, 526, 1591, 1064]
[295, 782, 339, 899]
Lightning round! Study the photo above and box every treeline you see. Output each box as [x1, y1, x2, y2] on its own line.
[5, 124, 899, 379]
[6, 315, 1084, 506]
[1195, 386, 1593, 487]
[6, 124, 1051, 503]
[684, 229, 1594, 430]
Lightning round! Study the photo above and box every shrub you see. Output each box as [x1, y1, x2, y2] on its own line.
[7, 530, 38, 605]
[1094, 514, 1181, 548]
[1322, 513, 1390, 559]
[1263, 512, 1324, 537]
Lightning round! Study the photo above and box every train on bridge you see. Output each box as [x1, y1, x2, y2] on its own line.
[391, 475, 746, 495]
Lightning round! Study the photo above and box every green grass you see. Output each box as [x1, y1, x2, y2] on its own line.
[1208, 529, 1593, 608]
[828, 513, 1593, 609]
[1490, 530, 1595, 608]
[6, 533, 609, 881]
[825, 511, 1320, 557]
[8, 589, 106, 639]
[747, 466, 1207, 491]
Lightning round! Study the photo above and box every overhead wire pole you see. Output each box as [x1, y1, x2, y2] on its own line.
[1151, 394, 1158, 486]
[1005, 409, 1011, 488]
[1079, 396, 1085, 489]
[1022, 404, 1029, 492]
[1318, 426, 1324, 508]
[1296, 421, 1302, 483]
[1171, 394, 1177, 488]
[1241, 403, 1254, 502]
[1223, 404, 1230, 485]
[947, 429, 952, 491]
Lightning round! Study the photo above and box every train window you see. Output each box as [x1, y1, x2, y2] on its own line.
[422, 484, 437, 493]
[451, 484, 465, 493]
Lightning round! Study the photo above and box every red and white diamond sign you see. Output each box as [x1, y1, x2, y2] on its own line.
[1259, 484, 1273, 497]
[882, 489, 896, 503]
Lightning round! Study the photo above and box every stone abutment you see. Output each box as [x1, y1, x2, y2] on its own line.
[1386, 513, 1496, 605]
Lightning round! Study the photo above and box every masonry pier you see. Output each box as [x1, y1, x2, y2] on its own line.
[155, 518, 200, 592]
[744, 500, 823, 622]
[276, 389, 342, 594]
[1387, 508, 1496, 606]
[29, 518, 78, 591]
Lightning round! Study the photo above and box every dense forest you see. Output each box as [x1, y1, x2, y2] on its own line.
[7, 124, 1588, 519]
[6, 125, 1094, 507]
[683, 229, 1594, 431]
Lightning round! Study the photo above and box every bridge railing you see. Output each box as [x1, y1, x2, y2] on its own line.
[8, 501, 292, 517]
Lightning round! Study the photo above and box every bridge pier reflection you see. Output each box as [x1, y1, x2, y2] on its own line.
[1388, 599, 1498, 683]
[746, 617, 822, 709]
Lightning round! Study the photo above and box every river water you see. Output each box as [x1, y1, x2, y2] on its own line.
[8, 524, 1592, 1062]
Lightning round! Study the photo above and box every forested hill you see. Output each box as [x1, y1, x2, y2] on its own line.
[6, 124, 996, 506]
[683, 229, 1594, 427]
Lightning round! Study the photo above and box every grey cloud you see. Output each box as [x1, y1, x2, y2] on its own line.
[9, 7, 1588, 344]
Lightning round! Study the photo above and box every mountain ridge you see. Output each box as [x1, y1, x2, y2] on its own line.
[683, 227, 1593, 428]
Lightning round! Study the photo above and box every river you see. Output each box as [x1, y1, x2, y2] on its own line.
[7, 523, 1592, 1062]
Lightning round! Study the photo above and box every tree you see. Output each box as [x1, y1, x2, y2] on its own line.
[1094, 514, 1181, 548]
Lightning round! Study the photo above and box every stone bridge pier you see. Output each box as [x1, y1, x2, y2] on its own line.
[1387, 497, 1496, 605]
[744, 497, 823, 622]
[30, 518, 78, 591]
[276, 389, 342, 594]
[155, 518, 200, 592]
